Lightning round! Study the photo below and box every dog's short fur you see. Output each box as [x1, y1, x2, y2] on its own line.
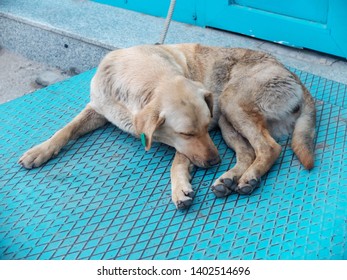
[19, 44, 316, 209]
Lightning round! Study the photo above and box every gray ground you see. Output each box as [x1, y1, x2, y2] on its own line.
[0, 47, 69, 104]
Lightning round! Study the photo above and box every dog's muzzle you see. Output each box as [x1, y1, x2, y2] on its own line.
[207, 155, 221, 167]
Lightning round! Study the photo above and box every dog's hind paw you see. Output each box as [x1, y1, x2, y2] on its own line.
[236, 179, 260, 194]
[211, 178, 238, 197]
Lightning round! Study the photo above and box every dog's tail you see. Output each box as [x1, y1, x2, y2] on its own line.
[291, 86, 316, 169]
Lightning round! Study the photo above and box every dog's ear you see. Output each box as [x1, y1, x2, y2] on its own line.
[185, 79, 214, 117]
[204, 92, 214, 117]
[134, 103, 165, 151]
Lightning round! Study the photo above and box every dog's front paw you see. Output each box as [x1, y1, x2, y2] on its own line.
[18, 141, 58, 169]
[211, 177, 238, 197]
[236, 179, 260, 194]
[172, 185, 194, 210]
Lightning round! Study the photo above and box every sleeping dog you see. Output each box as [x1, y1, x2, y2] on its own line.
[19, 44, 316, 209]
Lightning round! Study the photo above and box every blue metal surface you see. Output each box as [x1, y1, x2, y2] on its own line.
[0, 68, 346, 260]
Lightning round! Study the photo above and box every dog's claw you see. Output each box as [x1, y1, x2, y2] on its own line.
[211, 177, 238, 197]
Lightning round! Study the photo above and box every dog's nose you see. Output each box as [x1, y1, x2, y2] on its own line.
[208, 155, 221, 166]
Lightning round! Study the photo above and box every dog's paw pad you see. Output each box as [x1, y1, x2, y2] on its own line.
[211, 178, 237, 197]
[236, 179, 260, 195]
[173, 187, 195, 210]
[176, 197, 193, 210]
[236, 184, 253, 195]
[211, 184, 230, 198]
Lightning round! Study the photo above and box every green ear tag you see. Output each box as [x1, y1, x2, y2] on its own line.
[140, 133, 147, 148]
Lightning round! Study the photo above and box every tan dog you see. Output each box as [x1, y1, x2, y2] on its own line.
[19, 44, 316, 209]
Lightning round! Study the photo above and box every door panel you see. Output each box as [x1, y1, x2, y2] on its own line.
[231, 0, 328, 23]
[205, 0, 347, 58]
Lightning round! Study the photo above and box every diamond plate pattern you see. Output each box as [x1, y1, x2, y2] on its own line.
[0, 68, 346, 260]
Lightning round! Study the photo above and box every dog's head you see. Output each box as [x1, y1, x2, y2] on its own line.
[135, 76, 220, 168]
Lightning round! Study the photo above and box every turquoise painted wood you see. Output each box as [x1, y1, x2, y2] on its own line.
[204, 0, 347, 58]
[93, 0, 347, 58]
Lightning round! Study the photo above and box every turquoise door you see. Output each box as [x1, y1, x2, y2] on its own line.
[205, 0, 347, 58]
[93, 0, 347, 58]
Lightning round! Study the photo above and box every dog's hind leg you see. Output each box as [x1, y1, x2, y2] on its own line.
[211, 115, 256, 197]
[19, 104, 108, 169]
[171, 152, 195, 209]
[220, 99, 282, 195]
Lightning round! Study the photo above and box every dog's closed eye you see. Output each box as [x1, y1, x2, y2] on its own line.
[179, 132, 195, 137]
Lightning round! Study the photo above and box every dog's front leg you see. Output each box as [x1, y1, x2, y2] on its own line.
[19, 104, 107, 169]
[170, 152, 195, 210]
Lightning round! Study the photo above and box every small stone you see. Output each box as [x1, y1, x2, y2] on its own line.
[35, 71, 63, 87]
[68, 67, 79, 76]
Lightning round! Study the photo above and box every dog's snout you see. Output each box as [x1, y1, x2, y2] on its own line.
[208, 155, 221, 166]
